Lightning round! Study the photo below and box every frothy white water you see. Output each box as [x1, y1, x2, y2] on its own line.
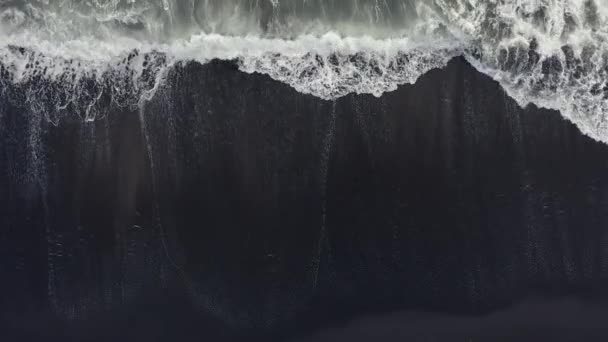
[1, 0, 608, 143]
[437, 0, 608, 143]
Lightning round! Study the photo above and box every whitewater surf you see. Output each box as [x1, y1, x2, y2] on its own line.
[1, 0, 607, 141]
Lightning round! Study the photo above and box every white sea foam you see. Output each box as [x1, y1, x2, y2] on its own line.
[1, 1, 608, 142]
[436, 0, 608, 142]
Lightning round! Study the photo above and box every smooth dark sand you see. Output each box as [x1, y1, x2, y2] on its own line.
[2, 57, 608, 340]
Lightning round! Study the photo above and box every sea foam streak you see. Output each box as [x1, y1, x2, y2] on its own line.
[1, 0, 608, 143]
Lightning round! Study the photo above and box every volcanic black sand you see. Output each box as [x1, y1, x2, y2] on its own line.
[2, 57, 608, 341]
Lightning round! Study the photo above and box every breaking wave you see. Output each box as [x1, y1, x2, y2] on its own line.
[1, 0, 608, 142]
